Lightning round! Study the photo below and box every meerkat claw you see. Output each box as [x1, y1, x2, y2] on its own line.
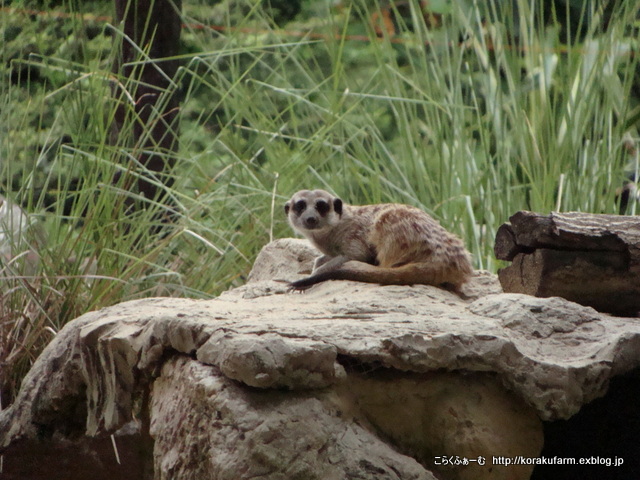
[287, 281, 311, 293]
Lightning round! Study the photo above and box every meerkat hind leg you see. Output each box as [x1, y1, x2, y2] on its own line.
[313, 254, 334, 271]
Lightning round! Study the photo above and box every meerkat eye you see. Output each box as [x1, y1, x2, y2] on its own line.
[293, 200, 307, 214]
[315, 200, 330, 216]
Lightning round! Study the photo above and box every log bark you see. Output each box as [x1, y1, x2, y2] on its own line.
[495, 211, 640, 316]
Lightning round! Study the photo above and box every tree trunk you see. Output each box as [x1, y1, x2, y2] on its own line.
[113, 0, 182, 204]
[495, 211, 640, 317]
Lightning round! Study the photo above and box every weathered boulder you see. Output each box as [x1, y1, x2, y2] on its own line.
[2, 238, 640, 480]
[150, 356, 433, 480]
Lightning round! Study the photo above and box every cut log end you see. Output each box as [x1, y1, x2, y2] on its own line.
[495, 212, 640, 317]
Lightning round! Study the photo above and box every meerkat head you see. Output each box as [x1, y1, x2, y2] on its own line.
[284, 189, 343, 234]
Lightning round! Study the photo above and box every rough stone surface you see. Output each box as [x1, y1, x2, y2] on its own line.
[246, 237, 318, 283]
[342, 371, 542, 480]
[2, 238, 640, 479]
[150, 356, 434, 480]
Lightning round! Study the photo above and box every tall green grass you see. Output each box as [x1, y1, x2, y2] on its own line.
[1, 0, 639, 403]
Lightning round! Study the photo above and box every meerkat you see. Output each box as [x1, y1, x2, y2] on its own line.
[284, 189, 473, 292]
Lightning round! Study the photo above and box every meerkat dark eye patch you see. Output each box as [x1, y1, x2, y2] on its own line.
[315, 200, 330, 216]
[293, 200, 307, 214]
[333, 198, 343, 215]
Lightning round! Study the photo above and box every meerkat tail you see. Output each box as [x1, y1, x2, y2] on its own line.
[289, 260, 468, 291]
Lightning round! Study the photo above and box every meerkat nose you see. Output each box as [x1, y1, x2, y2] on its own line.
[304, 217, 319, 228]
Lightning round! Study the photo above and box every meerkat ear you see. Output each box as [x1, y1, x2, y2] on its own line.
[333, 198, 343, 215]
[284, 202, 290, 215]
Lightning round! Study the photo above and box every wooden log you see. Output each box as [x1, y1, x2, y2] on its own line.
[495, 211, 640, 317]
